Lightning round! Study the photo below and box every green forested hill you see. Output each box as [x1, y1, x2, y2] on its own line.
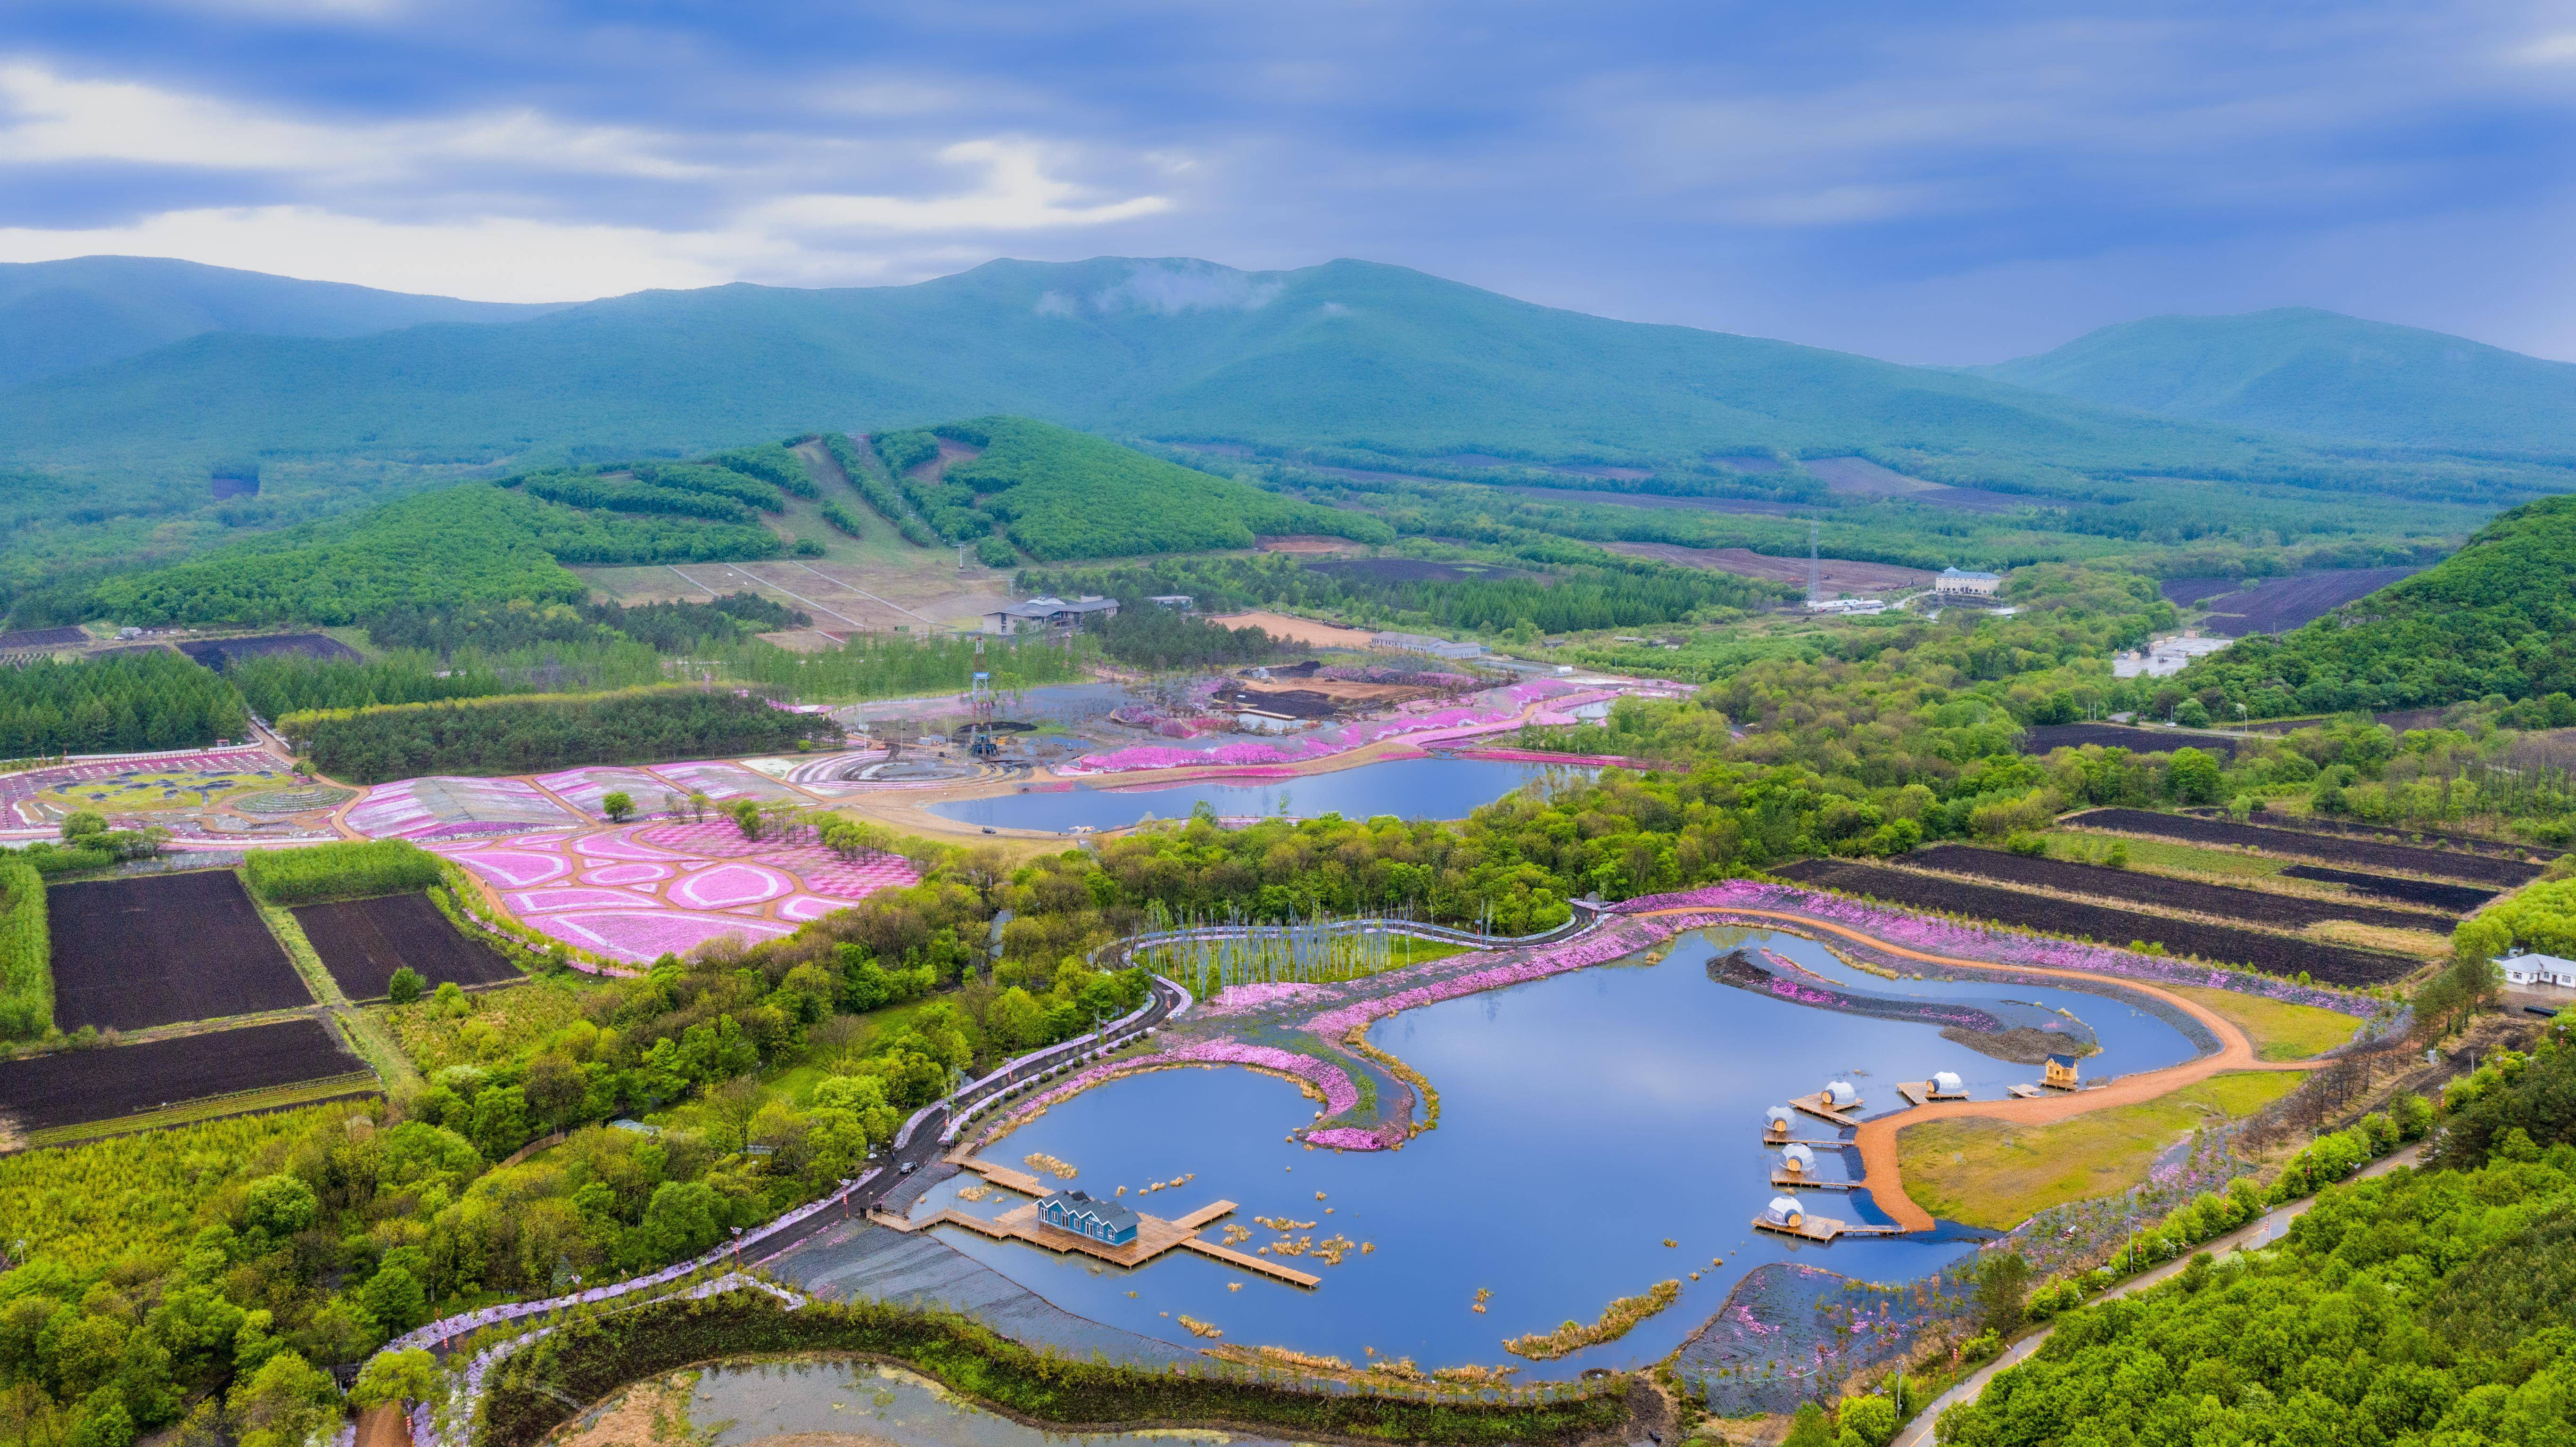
[876, 416, 1390, 559]
[1973, 307, 2576, 454]
[5, 257, 2549, 503]
[0, 255, 556, 389]
[2177, 494, 2576, 714]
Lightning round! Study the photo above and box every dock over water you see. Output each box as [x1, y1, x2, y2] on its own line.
[1750, 1213, 1904, 1242]
[1788, 1090, 1863, 1128]
[1895, 1080, 1970, 1107]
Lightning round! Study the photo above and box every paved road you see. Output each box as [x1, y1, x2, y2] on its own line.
[1889, 1143, 2427, 1447]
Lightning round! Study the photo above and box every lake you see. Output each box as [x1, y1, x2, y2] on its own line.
[908, 927, 2201, 1374]
[927, 757, 1591, 832]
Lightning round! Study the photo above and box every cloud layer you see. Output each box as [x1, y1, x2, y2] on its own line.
[3, 0, 2574, 360]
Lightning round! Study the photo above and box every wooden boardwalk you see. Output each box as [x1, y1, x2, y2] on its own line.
[1895, 1081, 1968, 1107]
[1787, 1090, 1863, 1127]
[1771, 1172, 1860, 1191]
[1750, 1213, 1904, 1242]
[872, 1180, 1321, 1287]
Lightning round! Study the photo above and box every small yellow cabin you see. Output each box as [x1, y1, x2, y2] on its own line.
[2043, 1053, 2081, 1091]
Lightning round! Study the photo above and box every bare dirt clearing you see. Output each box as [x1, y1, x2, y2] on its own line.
[1202, 611, 1378, 648]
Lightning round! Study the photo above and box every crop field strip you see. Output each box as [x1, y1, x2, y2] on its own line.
[2020, 724, 2240, 759]
[25, 1072, 382, 1149]
[2062, 808, 2544, 888]
[291, 892, 520, 1000]
[1905, 844, 2458, 933]
[0, 1017, 367, 1134]
[2273, 863, 2496, 913]
[48, 871, 316, 1030]
[1771, 858, 2420, 986]
[2192, 810, 2561, 862]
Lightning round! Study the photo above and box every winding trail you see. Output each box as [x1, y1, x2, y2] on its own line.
[1624, 906, 2328, 1232]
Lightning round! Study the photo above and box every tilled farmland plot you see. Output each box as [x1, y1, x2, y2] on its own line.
[292, 892, 520, 1000]
[2277, 865, 2497, 913]
[2065, 809, 2543, 888]
[2194, 812, 2559, 862]
[1906, 844, 2457, 931]
[1774, 858, 2420, 986]
[49, 871, 314, 1030]
[0, 1018, 364, 1133]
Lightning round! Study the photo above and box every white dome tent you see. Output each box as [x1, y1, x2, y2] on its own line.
[1780, 1143, 1816, 1176]
[1931, 1070, 1964, 1095]
[1825, 1080, 1859, 1109]
[1763, 1195, 1807, 1229]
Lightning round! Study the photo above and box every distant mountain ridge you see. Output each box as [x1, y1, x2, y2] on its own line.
[0, 256, 2349, 488]
[1970, 307, 2576, 455]
[0, 256, 561, 389]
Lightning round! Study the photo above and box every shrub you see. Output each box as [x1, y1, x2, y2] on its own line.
[0, 858, 50, 1040]
[387, 968, 425, 1006]
[245, 840, 443, 904]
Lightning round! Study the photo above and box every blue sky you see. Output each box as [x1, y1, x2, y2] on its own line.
[4, 0, 2574, 363]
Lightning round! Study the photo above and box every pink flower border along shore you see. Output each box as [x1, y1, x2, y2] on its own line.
[967, 914, 1685, 1156]
[1609, 879, 2380, 1019]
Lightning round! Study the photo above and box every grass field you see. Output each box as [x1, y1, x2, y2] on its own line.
[2166, 986, 2365, 1061]
[2049, 832, 2288, 880]
[372, 974, 596, 1073]
[1896, 1070, 2307, 1229]
[2300, 919, 2452, 959]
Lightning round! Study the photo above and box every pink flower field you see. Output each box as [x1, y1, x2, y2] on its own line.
[433, 821, 917, 964]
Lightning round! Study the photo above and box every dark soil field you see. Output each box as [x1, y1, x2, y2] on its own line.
[2066, 808, 2544, 888]
[0, 1019, 363, 1134]
[2162, 567, 2424, 636]
[2023, 724, 2240, 759]
[2278, 865, 2497, 913]
[1601, 542, 1932, 593]
[1907, 844, 2454, 930]
[293, 892, 518, 1000]
[50, 871, 314, 1030]
[0, 625, 89, 650]
[1805, 456, 1936, 496]
[2201, 811, 2559, 861]
[1775, 858, 2419, 986]
[176, 633, 362, 670]
[1302, 558, 1527, 584]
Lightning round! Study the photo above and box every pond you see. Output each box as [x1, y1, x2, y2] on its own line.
[909, 928, 2203, 1374]
[585, 1361, 1296, 1447]
[926, 757, 1591, 832]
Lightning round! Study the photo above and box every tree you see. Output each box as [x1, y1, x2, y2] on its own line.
[2165, 747, 2224, 805]
[348, 1349, 437, 1410]
[386, 968, 425, 1006]
[224, 1352, 339, 1447]
[1975, 1249, 2031, 1336]
[357, 1266, 427, 1335]
[239, 1176, 317, 1242]
[1782, 1403, 1832, 1447]
[1835, 1394, 1898, 1447]
[986, 986, 1049, 1050]
[601, 790, 635, 822]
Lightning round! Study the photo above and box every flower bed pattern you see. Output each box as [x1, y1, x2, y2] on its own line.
[346, 775, 580, 840]
[432, 822, 916, 964]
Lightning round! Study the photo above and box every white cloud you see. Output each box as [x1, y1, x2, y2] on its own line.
[0, 206, 772, 301]
[1091, 259, 1279, 313]
[2514, 32, 2576, 63]
[0, 61, 704, 180]
[752, 139, 1170, 233]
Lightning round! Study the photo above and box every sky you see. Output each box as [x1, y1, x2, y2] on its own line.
[5, 0, 2576, 364]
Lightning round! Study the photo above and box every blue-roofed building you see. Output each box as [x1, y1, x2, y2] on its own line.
[1037, 1189, 1140, 1246]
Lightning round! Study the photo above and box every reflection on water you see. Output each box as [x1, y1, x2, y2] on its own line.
[927, 759, 1590, 831]
[923, 929, 2200, 1373]
[661, 1361, 1292, 1447]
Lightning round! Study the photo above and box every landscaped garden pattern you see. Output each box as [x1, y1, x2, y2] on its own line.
[0, 749, 345, 844]
[1057, 680, 1622, 776]
[431, 821, 918, 964]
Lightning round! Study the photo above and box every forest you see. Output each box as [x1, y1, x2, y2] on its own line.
[0, 650, 248, 756]
[2178, 494, 2576, 715]
[877, 417, 1392, 560]
[79, 486, 779, 629]
[276, 687, 842, 783]
[1023, 549, 1787, 639]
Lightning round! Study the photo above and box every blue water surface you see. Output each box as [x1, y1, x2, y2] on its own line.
[927, 758, 1590, 831]
[915, 928, 2200, 1373]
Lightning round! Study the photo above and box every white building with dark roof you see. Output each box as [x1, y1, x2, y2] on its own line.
[983, 595, 1120, 635]
[2502, 950, 2576, 988]
[1934, 567, 2003, 598]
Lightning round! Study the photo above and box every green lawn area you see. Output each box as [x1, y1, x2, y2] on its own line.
[2167, 985, 2366, 1061]
[2051, 831, 2287, 880]
[1387, 936, 1465, 969]
[1897, 1071, 2306, 1230]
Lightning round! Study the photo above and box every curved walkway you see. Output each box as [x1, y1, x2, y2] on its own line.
[1626, 905, 2327, 1232]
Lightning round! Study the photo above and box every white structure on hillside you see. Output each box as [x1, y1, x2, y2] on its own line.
[1934, 567, 2002, 598]
[1371, 631, 1483, 660]
[2502, 950, 2576, 988]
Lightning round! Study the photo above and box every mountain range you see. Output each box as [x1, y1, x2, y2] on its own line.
[0, 256, 2569, 512]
